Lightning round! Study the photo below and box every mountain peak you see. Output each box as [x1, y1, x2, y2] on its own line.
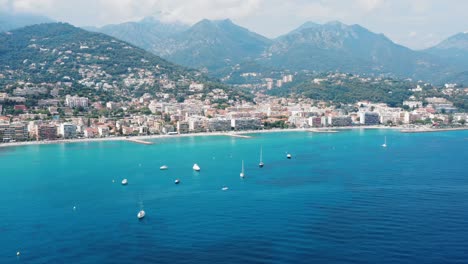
[326, 20, 346, 26]
[194, 18, 234, 28]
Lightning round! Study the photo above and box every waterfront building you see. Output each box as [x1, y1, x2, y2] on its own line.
[58, 123, 77, 139]
[331, 116, 352, 127]
[36, 125, 57, 140]
[188, 116, 207, 133]
[231, 118, 262, 131]
[162, 125, 175, 134]
[177, 121, 189, 134]
[360, 112, 380, 125]
[84, 127, 98, 138]
[207, 118, 232, 132]
[0, 122, 27, 142]
[308, 117, 323, 127]
[98, 126, 110, 137]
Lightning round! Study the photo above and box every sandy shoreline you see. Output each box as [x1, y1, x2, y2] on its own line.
[1, 126, 467, 149]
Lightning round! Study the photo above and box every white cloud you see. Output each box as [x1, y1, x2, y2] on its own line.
[356, 0, 385, 12]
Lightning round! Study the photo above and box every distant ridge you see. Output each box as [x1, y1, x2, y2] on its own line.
[70, 18, 468, 84]
[0, 12, 53, 32]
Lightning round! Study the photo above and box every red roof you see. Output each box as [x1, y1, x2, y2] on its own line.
[14, 105, 28, 111]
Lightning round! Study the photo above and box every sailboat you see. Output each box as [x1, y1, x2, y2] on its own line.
[382, 136, 387, 148]
[259, 147, 264, 168]
[193, 163, 201, 171]
[240, 160, 245, 178]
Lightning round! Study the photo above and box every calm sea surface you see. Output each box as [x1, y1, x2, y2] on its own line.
[1, 130, 467, 264]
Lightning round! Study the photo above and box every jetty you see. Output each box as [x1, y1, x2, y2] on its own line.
[309, 129, 339, 133]
[126, 138, 154, 145]
[224, 133, 253, 139]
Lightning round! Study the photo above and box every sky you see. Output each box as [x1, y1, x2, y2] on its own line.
[1, 0, 467, 49]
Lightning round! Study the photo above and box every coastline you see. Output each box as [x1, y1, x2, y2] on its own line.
[400, 127, 468, 133]
[1, 126, 467, 149]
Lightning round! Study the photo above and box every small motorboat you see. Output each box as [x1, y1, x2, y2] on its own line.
[175, 179, 180, 184]
[240, 160, 245, 178]
[160, 165, 168, 170]
[137, 210, 145, 219]
[222, 187, 229, 191]
[287, 153, 292, 159]
[259, 147, 264, 168]
[382, 136, 387, 148]
[121, 179, 128, 185]
[193, 163, 201, 171]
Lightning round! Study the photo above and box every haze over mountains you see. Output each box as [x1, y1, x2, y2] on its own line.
[0, 12, 53, 32]
[2, 13, 467, 85]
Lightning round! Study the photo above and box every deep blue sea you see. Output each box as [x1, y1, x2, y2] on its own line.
[1, 129, 468, 264]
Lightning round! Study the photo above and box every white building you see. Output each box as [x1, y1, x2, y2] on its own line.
[58, 123, 77, 139]
[65, 95, 89, 108]
[98, 126, 110, 137]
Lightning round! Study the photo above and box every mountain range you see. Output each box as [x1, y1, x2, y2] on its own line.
[91, 18, 272, 72]
[91, 18, 468, 84]
[2, 14, 467, 85]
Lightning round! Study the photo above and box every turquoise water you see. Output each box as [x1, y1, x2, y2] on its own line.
[1, 130, 468, 263]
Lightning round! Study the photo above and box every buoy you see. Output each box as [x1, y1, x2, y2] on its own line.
[16, 251, 20, 256]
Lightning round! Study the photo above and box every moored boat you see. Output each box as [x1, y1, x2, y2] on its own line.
[137, 210, 145, 219]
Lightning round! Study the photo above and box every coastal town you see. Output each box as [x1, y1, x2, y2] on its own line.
[1, 74, 467, 144]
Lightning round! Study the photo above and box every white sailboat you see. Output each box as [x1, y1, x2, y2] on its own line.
[193, 163, 201, 171]
[121, 179, 128, 185]
[259, 147, 264, 168]
[240, 160, 245, 178]
[382, 136, 387, 148]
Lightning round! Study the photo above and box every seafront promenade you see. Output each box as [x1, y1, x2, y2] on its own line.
[0, 126, 467, 149]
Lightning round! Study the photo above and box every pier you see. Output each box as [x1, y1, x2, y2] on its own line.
[224, 133, 253, 139]
[309, 129, 339, 133]
[126, 138, 154, 145]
